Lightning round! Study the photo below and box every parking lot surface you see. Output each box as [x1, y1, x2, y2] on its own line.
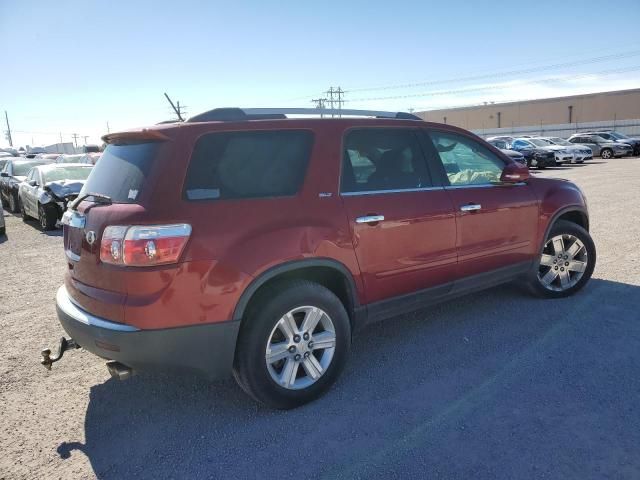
[1, 158, 639, 479]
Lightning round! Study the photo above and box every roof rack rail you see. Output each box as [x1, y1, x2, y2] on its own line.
[186, 108, 422, 123]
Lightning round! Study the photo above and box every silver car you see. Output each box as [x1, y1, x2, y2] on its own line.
[18, 163, 93, 230]
[568, 134, 633, 159]
[536, 137, 593, 163]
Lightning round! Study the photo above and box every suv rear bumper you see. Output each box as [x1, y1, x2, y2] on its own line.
[56, 285, 240, 380]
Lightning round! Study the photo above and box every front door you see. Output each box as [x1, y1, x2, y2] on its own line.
[339, 127, 457, 307]
[424, 129, 539, 280]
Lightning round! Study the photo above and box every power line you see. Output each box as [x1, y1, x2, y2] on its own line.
[345, 49, 640, 94]
[346, 65, 640, 103]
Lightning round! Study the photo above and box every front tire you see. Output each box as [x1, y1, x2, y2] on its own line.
[600, 148, 613, 159]
[8, 191, 19, 213]
[233, 280, 351, 409]
[20, 198, 31, 222]
[526, 220, 596, 298]
[38, 203, 58, 230]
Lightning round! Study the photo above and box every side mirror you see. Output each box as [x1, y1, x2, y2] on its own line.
[500, 161, 530, 183]
[0, 172, 7, 177]
[28, 180, 38, 187]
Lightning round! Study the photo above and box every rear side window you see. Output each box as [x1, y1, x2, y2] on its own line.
[184, 130, 313, 200]
[341, 128, 432, 193]
[81, 143, 159, 203]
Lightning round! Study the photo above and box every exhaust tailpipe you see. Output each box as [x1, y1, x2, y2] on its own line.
[106, 361, 133, 381]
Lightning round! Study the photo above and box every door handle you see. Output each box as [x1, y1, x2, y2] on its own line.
[460, 204, 481, 212]
[356, 215, 385, 224]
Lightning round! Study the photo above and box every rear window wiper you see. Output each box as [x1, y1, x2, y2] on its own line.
[70, 192, 113, 211]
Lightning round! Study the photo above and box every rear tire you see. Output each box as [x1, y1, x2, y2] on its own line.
[20, 199, 31, 222]
[38, 203, 58, 230]
[233, 280, 351, 409]
[600, 148, 613, 159]
[8, 192, 19, 213]
[525, 220, 596, 299]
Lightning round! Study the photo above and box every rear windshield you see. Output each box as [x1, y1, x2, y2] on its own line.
[184, 130, 313, 200]
[14, 161, 46, 176]
[42, 166, 93, 183]
[80, 143, 159, 203]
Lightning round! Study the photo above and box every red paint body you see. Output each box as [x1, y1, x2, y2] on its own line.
[63, 119, 588, 330]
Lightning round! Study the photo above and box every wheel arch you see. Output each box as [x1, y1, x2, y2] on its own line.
[232, 258, 363, 327]
[540, 206, 589, 253]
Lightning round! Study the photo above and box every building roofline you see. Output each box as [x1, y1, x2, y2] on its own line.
[417, 87, 640, 114]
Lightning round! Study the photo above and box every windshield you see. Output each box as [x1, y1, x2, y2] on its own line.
[549, 137, 572, 146]
[14, 161, 46, 176]
[609, 132, 628, 140]
[80, 142, 160, 203]
[528, 139, 549, 147]
[60, 155, 84, 163]
[42, 166, 93, 183]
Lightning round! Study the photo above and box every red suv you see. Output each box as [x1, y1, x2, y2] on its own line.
[46, 108, 596, 409]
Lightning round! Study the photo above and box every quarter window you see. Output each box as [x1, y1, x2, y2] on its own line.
[341, 129, 431, 193]
[428, 131, 505, 186]
[184, 130, 313, 200]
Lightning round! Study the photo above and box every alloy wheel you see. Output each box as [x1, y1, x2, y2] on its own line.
[538, 234, 588, 292]
[8, 194, 16, 212]
[265, 306, 336, 390]
[601, 149, 612, 159]
[39, 206, 47, 229]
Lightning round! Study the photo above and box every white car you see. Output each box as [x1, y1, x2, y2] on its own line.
[523, 138, 574, 165]
[537, 137, 593, 163]
[18, 163, 93, 230]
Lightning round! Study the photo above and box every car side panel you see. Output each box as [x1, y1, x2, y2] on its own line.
[527, 177, 589, 252]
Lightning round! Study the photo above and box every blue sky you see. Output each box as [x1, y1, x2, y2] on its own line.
[1, 0, 640, 148]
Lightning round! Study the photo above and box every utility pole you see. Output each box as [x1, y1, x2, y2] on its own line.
[82, 135, 89, 145]
[71, 133, 79, 149]
[4, 111, 13, 147]
[164, 92, 184, 121]
[59, 132, 63, 143]
[106, 121, 110, 133]
[311, 98, 326, 118]
[326, 87, 335, 113]
[335, 87, 344, 117]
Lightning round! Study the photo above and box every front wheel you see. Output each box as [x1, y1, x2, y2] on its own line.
[600, 148, 613, 159]
[38, 203, 58, 230]
[8, 191, 19, 213]
[526, 220, 596, 298]
[233, 280, 351, 409]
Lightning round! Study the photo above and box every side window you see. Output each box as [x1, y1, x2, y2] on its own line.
[428, 131, 505, 186]
[340, 129, 431, 193]
[184, 130, 313, 200]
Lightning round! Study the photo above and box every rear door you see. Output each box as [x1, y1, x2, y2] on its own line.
[339, 127, 457, 307]
[424, 129, 539, 282]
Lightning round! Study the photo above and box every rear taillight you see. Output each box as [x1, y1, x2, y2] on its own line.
[100, 224, 191, 267]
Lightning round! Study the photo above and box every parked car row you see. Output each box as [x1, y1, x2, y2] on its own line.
[0, 153, 98, 232]
[486, 130, 637, 168]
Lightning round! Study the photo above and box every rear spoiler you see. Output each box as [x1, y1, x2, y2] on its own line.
[102, 129, 171, 145]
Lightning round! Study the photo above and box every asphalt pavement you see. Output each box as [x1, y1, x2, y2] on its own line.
[0, 157, 639, 479]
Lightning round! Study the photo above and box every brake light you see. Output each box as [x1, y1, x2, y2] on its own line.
[100, 224, 191, 266]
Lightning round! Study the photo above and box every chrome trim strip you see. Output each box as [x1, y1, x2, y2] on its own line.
[56, 286, 139, 332]
[445, 182, 526, 190]
[341, 186, 444, 196]
[65, 249, 81, 262]
[356, 215, 385, 224]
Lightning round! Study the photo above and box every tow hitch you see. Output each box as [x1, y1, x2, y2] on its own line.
[41, 337, 81, 370]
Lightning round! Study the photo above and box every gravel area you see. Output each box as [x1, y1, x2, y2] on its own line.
[1, 157, 639, 479]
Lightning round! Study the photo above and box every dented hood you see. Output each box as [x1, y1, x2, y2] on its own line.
[45, 180, 86, 198]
